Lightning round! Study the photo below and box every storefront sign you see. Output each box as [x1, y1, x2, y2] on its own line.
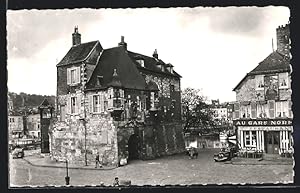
[233, 119, 292, 126]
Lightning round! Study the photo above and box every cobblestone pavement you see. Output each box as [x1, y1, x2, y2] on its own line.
[9, 149, 293, 187]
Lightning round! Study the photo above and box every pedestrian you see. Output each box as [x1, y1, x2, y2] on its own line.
[95, 153, 102, 168]
[113, 177, 119, 186]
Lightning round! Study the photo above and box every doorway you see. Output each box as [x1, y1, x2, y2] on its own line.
[265, 131, 280, 154]
[128, 134, 140, 160]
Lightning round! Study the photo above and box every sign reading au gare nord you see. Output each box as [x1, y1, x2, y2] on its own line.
[233, 119, 293, 126]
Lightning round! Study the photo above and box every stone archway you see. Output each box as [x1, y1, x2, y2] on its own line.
[127, 134, 140, 160]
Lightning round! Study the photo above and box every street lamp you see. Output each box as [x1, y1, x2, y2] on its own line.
[65, 160, 70, 185]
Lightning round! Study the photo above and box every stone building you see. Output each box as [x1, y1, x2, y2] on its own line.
[26, 113, 41, 139]
[50, 27, 185, 166]
[233, 24, 292, 156]
[8, 114, 24, 139]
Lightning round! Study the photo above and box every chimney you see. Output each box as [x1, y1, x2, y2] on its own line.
[276, 24, 290, 57]
[153, 49, 158, 59]
[72, 26, 81, 46]
[118, 36, 127, 50]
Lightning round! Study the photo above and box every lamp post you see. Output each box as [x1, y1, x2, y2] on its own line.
[65, 160, 70, 185]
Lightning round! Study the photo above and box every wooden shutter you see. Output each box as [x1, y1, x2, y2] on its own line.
[76, 94, 81, 114]
[288, 100, 293, 118]
[234, 103, 240, 119]
[67, 68, 71, 85]
[89, 95, 93, 113]
[268, 100, 275, 118]
[251, 102, 257, 118]
[76, 67, 81, 84]
[66, 96, 71, 114]
[100, 93, 104, 112]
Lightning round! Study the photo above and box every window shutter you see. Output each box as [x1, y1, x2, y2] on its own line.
[251, 102, 257, 118]
[89, 95, 93, 113]
[269, 100, 275, 118]
[76, 67, 81, 84]
[66, 96, 71, 114]
[76, 95, 81, 114]
[100, 93, 104, 112]
[288, 100, 292, 118]
[67, 68, 71, 85]
[234, 103, 240, 119]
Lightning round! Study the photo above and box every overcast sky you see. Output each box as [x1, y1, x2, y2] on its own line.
[7, 6, 290, 102]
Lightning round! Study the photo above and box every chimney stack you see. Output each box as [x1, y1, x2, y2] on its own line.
[153, 49, 158, 59]
[118, 36, 127, 50]
[72, 26, 81, 46]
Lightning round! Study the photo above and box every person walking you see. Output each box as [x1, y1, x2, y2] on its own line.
[95, 153, 102, 168]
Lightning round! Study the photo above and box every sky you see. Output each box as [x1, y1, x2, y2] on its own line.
[7, 6, 290, 102]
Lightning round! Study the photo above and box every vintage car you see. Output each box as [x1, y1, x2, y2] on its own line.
[213, 146, 237, 162]
[12, 147, 24, 159]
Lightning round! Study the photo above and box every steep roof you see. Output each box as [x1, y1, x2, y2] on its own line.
[86, 47, 147, 90]
[57, 41, 101, 66]
[233, 51, 290, 91]
[128, 51, 181, 78]
[248, 51, 290, 75]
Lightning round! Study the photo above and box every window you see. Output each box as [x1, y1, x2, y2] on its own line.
[279, 72, 288, 89]
[91, 94, 104, 113]
[244, 131, 257, 147]
[170, 85, 175, 92]
[240, 105, 250, 118]
[136, 59, 145, 67]
[256, 75, 264, 90]
[257, 103, 268, 118]
[233, 103, 240, 119]
[93, 95, 100, 113]
[71, 97, 77, 114]
[67, 67, 81, 85]
[275, 101, 289, 118]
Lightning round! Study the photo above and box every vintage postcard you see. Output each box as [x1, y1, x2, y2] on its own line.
[7, 6, 293, 187]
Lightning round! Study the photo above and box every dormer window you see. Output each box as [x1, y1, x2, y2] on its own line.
[96, 75, 103, 87]
[136, 59, 145, 67]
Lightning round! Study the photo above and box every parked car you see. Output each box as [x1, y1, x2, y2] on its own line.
[12, 147, 24, 159]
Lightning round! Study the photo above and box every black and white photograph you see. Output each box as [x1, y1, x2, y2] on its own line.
[6, 6, 293, 187]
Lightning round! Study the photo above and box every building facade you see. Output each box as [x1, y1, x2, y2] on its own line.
[8, 115, 24, 139]
[50, 27, 185, 166]
[233, 24, 292, 156]
[26, 114, 41, 139]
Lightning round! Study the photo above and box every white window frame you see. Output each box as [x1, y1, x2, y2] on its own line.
[67, 66, 81, 85]
[275, 101, 289, 118]
[92, 95, 101, 113]
[255, 75, 264, 90]
[136, 59, 145, 67]
[91, 93, 104, 114]
[244, 131, 257, 147]
[240, 105, 251, 118]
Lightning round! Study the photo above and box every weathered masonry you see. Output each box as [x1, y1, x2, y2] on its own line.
[50, 27, 185, 166]
[233, 23, 293, 157]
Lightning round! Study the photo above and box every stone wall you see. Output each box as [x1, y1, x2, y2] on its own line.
[236, 74, 291, 102]
[51, 90, 118, 166]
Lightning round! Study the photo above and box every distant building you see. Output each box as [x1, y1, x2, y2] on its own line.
[233, 23, 292, 156]
[8, 115, 24, 139]
[51, 27, 185, 165]
[8, 94, 14, 114]
[26, 113, 41, 139]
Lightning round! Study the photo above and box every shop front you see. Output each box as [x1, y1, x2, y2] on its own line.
[234, 119, 293, 157]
